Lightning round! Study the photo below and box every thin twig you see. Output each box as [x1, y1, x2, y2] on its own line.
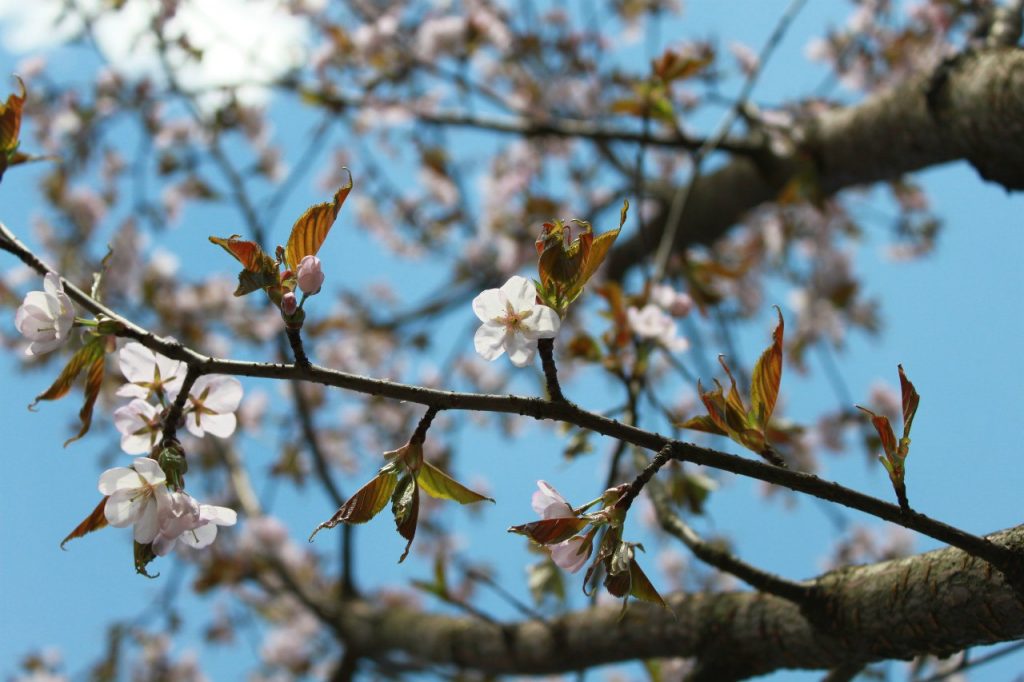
[537, 338, 566, 402]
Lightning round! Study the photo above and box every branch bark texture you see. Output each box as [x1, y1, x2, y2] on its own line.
[607, 47, 1024, 280]
[335, 525, 1024, 679]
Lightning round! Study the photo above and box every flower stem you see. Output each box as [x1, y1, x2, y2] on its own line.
[285, 326, 312, 369]
[537, 337, 565, 402]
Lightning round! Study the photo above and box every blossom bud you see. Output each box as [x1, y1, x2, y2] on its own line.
[296, 255, 324, 295]
[281, 292, 298, 316]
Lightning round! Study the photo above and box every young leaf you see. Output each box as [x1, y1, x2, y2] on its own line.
[391, 474, 419, 563]
[308, 469, 399, 541]
[29, 335, 108, 446]
[856, 406, 897, 460]
[750, 307, 784, 429]
[284, 172, 353, 271]
[678, 414, 726, 436]
[508, 517, 589, 545]
[0, 75, 25, 154]
[626, 557, 667, 607]
[60, 497, 109, 549]
[417, 461, 494, 505]
[899, 364, 920, 437]
[208, 235, 273, 272]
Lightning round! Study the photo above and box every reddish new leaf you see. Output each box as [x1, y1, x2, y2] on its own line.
[0, 75, 25, 154]
[391, 474, 419, 563]
[508, 516, 589, 545]
[29, 335, 108, 446]
[898, 364, 920, 437]
[679, 414, 726, 436]
[417, 461, 494, 505]
[284, 172, 353, 271]
[750, 307, 784, 429]
[65, 338, 107, 447]
[208, 235, 271, 272]
[60, 497, 109, 549]
[308, 469, 399, 541]
[857, 406, 897, 460]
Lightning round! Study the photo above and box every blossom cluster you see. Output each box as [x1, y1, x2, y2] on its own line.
[113, 342, 243, 454]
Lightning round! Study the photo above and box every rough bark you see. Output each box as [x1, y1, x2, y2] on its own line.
[606, 47, 1024, 280]
[335, 525, 1024, 679]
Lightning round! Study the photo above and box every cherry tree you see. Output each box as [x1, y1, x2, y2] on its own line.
[1, 0, 1023, 680]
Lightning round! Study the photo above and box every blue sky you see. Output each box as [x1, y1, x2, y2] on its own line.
[1, 1, 1023, 680]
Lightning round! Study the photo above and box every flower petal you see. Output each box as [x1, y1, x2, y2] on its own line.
[180, 522, 218, 549]
[104, 490, 137, 527]
[134, 498, 161, 543]
[198, 412, 237, 438]
[499, 275, 537, 309]
[471, 288, 505, 322]
[200, 504, 238, 527]
[504, 332, 535, 367]
[473, 323, 507, 361]
[98, 466, 140, 495]
[43, 272, 63, 298]
[132, 457, 167, 484]
[195, 375, 243, 412]
[522, 305, 560, 339]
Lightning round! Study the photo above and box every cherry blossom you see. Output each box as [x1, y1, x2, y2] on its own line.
[185, 374, 244, 438]
[113, 399, 164, 455]
[627, 304, 689, 352]
[13, 272, 75, 356]
[296, 255, 324, 295]
[472, 276, 560, 367]
[650, 285, 694, 318]
[281, 291, 298, 315]
[98, 457, 169, 544]
[151, 491, 237, 556]
[116, 341, 185, 401]
[549, 535, 589, 574]
[531, 480, 574, 519]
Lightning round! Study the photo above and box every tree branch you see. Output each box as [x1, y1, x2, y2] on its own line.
[607, 47, 1024, 280]
[331, 524, 1024, 678]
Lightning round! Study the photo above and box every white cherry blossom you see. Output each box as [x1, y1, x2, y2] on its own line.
[116, 341, 185, 401]
[472, 276, 559, 367]
[151, 491, 237, 556]
[113, 398, 164, 455]
[531, 480, 575, 519]
[185, 375, 244, 438]
[98, 457, 169, 544]
[13, 272, 75, 356]
[550, 535, 590, 574]
[627, 304, 689, 352]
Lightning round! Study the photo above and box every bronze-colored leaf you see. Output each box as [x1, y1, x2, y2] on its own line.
[208, 235, 272, 272]
[308, 469, 399, 541]
[65, 339, 107, 446]
[857, 406, 897, 459]
[284, 171, 353, 271]
[898, 364, 920, 437]
[508, 516, 589, 545]
[60, 497, 109, 549]
[626, 557, 667, 607]
[679, 414, 726, 436]
[391, 474, 419, 563]
[417, 461, 494, 505]
[750, 307, 784, 429]
[0, 75, 25, 154]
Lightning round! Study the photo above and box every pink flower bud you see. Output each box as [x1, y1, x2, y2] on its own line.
[296, 255, 324, 295]
[281, 292, 298, 315]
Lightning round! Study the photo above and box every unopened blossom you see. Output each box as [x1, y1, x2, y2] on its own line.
[472, 276, 560, 367]
[280, 291, 298, 315]
[627, 304, 689, 352]
[98, 457, 169, 543]
[296, 255, 324, 295]
[151, 490, 237, 556]
[14, 272, 75, 356]
[114, 399, 164, 455]
[550, 535, 589, 573]
[116, 341, 185, 401]
[185, 374, 244, 438]
[531, 480, 574, 519]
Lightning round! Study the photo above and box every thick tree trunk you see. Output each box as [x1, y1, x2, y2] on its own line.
[335, 525, 1024, 679]
[607, 47, 1024, 280]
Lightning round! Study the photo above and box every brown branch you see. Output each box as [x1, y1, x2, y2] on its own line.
[536, 338, 565, 403]
[332, 524, 1024, 678]
[607, 47, 1024, 280]
[1, 221, 1019, 580]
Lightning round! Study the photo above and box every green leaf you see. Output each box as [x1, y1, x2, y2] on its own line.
[391, 474, 419, 563]
[417, 461, 494, 505]
[508, 517, 589, 545]
[283, 172, 353, 271]
[750, 307, 784, 430]
[626, 556, 667, 607]
[29, 335, 108, 446]
[308, 469, 399, 541]
[60, 497, 109, 550]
